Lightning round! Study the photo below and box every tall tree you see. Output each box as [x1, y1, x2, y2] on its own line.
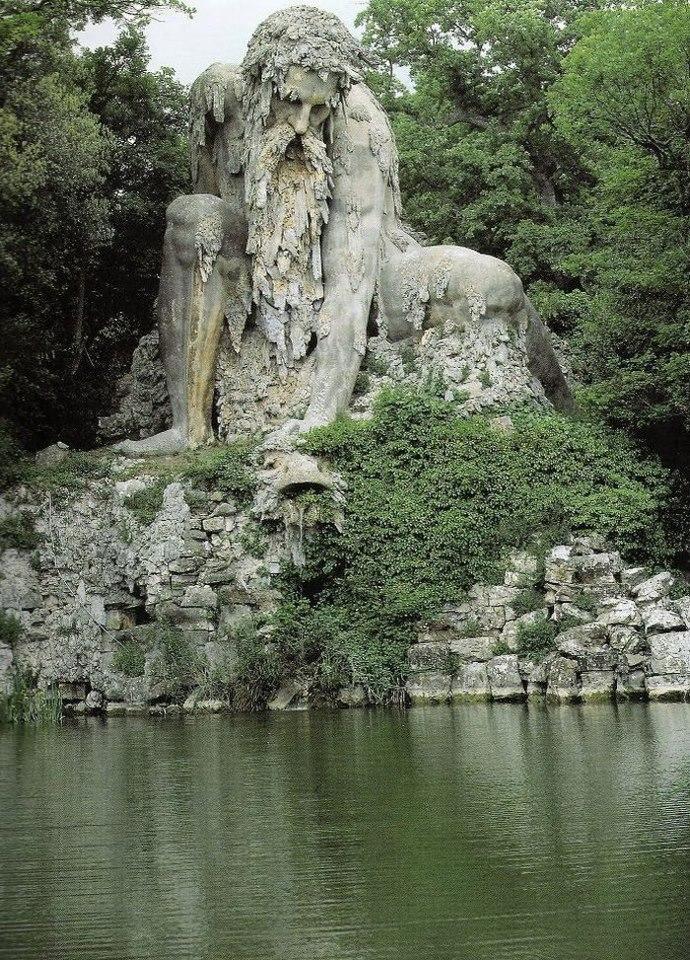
[0, 0, 189, 447]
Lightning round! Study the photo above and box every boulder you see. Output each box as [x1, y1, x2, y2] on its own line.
[649, 632, 690, 675]
[607, 626, 646, 652]
[546, 657, 580, 703]
[267, 681, 309, 710]
[675, 596, 690, 628]
[337, 684, 367, 707]
[580, 671, 615, 702]
[642, 605, 684, 634]
[633, 572, 674, 605]
[35, 441, 69, 468]
[448, 635, 496, 661]
[487, 654, 525, 702]
[408, 641, 450, 672]
[450, 662, 490, 702]
[597, 598, 641, 628]
[556, 622, 608, 657]
[646, 675, 690, 702]
[616, 668, 646, 701]
[406, 671, 451, 703]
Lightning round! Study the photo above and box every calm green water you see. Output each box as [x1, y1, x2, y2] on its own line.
[0, 704, 689, 960]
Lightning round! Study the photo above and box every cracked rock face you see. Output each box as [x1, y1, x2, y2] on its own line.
[406, 537, 690, 706]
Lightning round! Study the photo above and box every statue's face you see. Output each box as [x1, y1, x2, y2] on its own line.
[271, 65, 339, 135]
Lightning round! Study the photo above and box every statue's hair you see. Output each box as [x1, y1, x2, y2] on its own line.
[241, 5, 371, 124]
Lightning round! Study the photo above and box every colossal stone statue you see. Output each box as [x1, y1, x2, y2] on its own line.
[115, 5, 570, 455]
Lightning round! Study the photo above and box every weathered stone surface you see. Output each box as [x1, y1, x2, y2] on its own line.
[408, 642, 450, 672]
[450, 662, 490, 702]
[556, 622, 608, 657]
[35, 442, 69, 468]
[649, 632, 690, 675]
[616, 668, 646, 700]
[597, 597, 641, 628]
[406, 672, 451, 704]
[641, 605, 684, 634]
[633, 572, 674, 605]
[607, 625, 645, 652]
[646, 675, 690, 702]
[268, 682, 309, 711]
[546, 657, 580, 703]
[580, 671, 615, 702]
[487, 654, 525, 702]
[337, 684, 367, 707]
[448, 635, 496, 662]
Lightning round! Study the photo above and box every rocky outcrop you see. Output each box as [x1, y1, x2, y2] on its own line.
[406, 537, 690, 705]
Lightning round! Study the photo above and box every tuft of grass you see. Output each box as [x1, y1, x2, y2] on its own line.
[0, 610, 23, 646]
[0, 670, 62, 725]
[515, 615, 558, 657]
[512, 588, 545, 617]
[0, 512, 40, 551]
[123, 480, 168, 524]
[112, 639, 147, 677]
[353, 371, 372, 397]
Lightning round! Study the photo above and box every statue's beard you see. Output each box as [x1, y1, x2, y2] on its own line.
[245, 121, 333, 371]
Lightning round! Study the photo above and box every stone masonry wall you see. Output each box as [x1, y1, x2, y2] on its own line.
[407, 537, 690, 705]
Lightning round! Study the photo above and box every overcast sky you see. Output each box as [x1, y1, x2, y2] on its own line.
[79, 1, 370, 83]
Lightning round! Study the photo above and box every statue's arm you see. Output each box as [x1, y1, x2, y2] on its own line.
[188, 63, 244, 201]
[304, 112, 387, 427]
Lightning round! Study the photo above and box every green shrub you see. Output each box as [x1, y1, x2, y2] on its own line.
[231, 616, 283, 710]
[0, 512, 40, 551]
[0, 423, 25, 491]
[0, 670, 62, 725]
[123, 480, 167, 524]
[112, 639, 146, 677]
[512, 588, 545, 617]
[458, 617, 481, 638]
[399, 342, 417, 374]
[149, 621, 202, 700]
[363, 353, 390, 377]
[21, 452, 111, 495]
[0, 610, 23, 646]
[492, 639, 512, 656]
[515, 616, 558, 657]
[571, 590, 597, 612]
[182, 439, 257, 505]
[353, 371, 372, 397]
[276, 387, 677, 698]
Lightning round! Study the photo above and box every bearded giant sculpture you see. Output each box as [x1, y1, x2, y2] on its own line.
[115, 5, 570, 456]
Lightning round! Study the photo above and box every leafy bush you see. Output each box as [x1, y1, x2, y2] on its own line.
[181, 439, 257, 505]
[0, 512, 40, 551]
[0, 610, 23, 647]
[512, 588, 545, 617]
[123, 480, 167, 524]
[0, 670, 62, 725]
[112, 639, 146, 677]
[149, 621, 202, 700]
[0, 423, 25, 491]
[272, 387, 679, 698]
[515, 617, 558, 657]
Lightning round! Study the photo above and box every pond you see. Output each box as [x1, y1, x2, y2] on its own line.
[1, 704, 689, 959]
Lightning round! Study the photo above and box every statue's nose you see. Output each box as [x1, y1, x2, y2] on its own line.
[291, 104, 311, 135]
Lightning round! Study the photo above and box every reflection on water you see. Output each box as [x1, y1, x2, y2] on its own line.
[0, 704, 689, 960]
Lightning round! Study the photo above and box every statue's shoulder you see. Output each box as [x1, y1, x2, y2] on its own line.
[189, 63, 243, 122]
[338, 83, 400, 190]
[344, 83, 390, 132]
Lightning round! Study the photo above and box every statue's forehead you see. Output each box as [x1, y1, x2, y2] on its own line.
[281, 65, 339, 103]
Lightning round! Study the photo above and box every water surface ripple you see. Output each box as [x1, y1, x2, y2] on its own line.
[0, 704, 688, 959]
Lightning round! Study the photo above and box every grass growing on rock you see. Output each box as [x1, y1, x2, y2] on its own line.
[0, 670, 62, 725]
[266, 387, 676, 701]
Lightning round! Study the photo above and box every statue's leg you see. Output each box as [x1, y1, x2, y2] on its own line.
[115, 195, 249, 455]
[379, 245, 573, 411]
